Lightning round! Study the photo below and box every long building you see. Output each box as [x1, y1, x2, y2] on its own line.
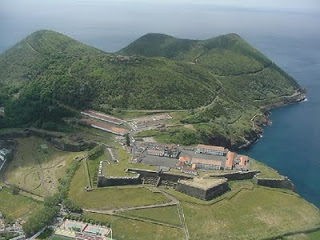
[195, 144, 225, 156]
[81, 109, 124, 125]
[191, 158, 222, 170]
[82, 118, 129, 136]
[225, 151, 235, 170]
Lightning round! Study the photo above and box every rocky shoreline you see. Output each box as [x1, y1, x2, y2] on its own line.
[238, 90, 306, 150]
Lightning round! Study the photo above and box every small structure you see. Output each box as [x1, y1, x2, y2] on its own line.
[176, 178, 229, 200]
[235, 155, 249, 171]
[195, 144, 226, 156]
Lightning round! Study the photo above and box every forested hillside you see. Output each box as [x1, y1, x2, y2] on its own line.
[0, 30, 304, 147]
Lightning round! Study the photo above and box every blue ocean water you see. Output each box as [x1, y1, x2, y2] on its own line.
[1, 0, 319, 207]
[241, 36, 320, 208]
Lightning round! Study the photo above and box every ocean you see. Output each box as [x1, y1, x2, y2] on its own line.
[1, 0, 319, 207]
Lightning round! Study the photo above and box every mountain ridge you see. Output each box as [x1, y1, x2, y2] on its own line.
[0, 30, 304, 148]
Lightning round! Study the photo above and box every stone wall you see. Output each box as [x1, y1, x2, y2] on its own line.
[253, 176, 295, 191]
[209, 170, 260, 180]
[176, 180, 229, 201]
[97, 174, 141, 187]
[126, 168, 193, 184]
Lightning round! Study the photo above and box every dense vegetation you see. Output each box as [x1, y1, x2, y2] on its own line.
[0, 30, 303, 147]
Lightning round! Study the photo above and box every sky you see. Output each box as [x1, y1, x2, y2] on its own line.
[0, 0, 319, 52]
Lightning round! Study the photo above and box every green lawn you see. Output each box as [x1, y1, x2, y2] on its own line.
[50, 235, 74, 240]
[121, 205, 181, 227]
[68, 161, 170, 210]
[180, 187, 320, 240]
[250, 159, 282, 178]
[284, 230, 320, 240]
[0, 187, 43, 221]
[4, 137, 80, 196]
[83, 212, 184, 240]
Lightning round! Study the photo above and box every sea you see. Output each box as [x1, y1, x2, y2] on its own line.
[1, 0, 319, 207]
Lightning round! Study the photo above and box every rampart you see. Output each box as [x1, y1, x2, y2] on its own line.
[176, 178, 229, 200]
[208, 170, 260, 180]
[253, 175, 295, 191]
[97, 174, 141, 187]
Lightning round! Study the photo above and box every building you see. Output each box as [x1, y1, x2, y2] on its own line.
[235, 155, 249, 171]
[82, 118, 129, 136]
[176, 156, 191, 168]
[195, 144, 225, 156]
[81, 109, 124, 125]
[146, 144, 180, 158]
[176, 178, 229, 200]
[225, 151, 235, 170]
[191, 158, 222, 170]
[147, 149, 164, 157]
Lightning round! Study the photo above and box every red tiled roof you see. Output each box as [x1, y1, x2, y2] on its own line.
[225, 151, 235, 168]
[82, 109, 123, 124]
[196, 144, 225, 151]
[239, 155, 248, 166]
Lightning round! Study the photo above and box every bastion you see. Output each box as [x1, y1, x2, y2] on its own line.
[176, 178, 229, 200]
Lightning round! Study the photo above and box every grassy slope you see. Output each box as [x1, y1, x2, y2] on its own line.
[68, 161, 170, 210]
[4, 137, 79, 196]
[0, 30, 302, 147]
[121, 205, 181, 227]
[163, 181, 320, 240]
[84, 212, 184, 240]
[0, 187, 43, 221]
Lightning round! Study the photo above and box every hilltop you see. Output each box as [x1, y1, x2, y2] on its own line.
[0, 30, 305, 148]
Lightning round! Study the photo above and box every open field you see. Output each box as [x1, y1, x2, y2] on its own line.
[0, 187, 43, 221]
[3, 137, 84, 196]
[175, 187, 320, 239]
[84, 212, 184, 240]
[50, 235, 74, 240]
[121, 205, 181, 227]
[68, 161, 170, 210]
[250, 159, 282, 178]
[284, 230, 320, 240]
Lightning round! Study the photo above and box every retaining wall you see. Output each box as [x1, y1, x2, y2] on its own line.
[253, 176, 295, 191]
[176, 180, 229, 200]
[209, 170, 260, 180]
[97, 174, 141, 187]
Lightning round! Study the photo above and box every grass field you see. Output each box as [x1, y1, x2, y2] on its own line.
[83, 212, 184, 240]
[179, 187, 320, 240]
[0, 187, 43, 221]
[121, 205, 181, 227]
[68, 161, 170, 210]
[250, 159, 282, 178]
[50, 235, 74, 240]
[3, 137, 83, 196]
[284, 230, 320, 240]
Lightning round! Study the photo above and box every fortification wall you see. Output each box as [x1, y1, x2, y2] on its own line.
[176, 180, 229, 201]
[97, 175, 141, 187]
[253, 176, 295, 191]
[126, 168, 193, 183]
[209, 170, 260, 180]
[176, 183, 206, 200]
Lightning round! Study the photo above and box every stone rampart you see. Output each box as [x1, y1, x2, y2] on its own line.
[176, 179, 229, 200]
[253, 175, 295, 191]
[126, 168, 193, 184]
[209, 170, 260, 180]
[97, 174, 141, 187]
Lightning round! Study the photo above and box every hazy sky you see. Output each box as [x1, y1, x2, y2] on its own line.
[1, 0, 319, 52]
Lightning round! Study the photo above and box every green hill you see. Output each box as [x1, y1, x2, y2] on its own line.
[0, 30, 305, 147]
